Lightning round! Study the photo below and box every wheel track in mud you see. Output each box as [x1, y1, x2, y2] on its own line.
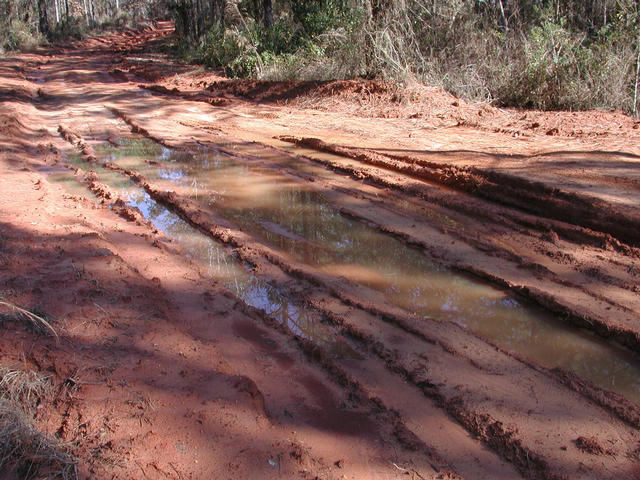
[135, 83, 640, 251]
[100, 108, 640, 405]
[55, 126, 469, 479]
[57, 120, 640, 480]
[107, 106, 640, 354]
[278, 136, 640, 249]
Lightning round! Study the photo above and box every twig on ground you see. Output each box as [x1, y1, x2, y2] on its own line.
[0, 300, 58, 339]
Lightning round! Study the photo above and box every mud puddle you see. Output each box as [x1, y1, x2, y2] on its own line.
[43, 153, 360, 359]
[97, 137, 640, 403]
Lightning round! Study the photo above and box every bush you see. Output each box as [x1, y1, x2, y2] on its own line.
[494, 15, 591, 109]
[200, 1, 366, 81]
[478, 11, 638, 112]
[0, 20, 42, 52]
[202, 25, 261, 77]
[49, 17, 87, 42]
[185, 0, 640, 114]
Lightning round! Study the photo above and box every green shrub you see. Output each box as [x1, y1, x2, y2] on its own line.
[49, 17, 86, 42]
[291, 0, 348, 38]
[202, 26, 261, 77]
[258, 13, 299, 54]
[0, 20, 42, 52]
[501, 15, 590, 109]
[187, 0, 640, 114]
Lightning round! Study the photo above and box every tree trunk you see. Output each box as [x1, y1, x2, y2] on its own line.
[263, 0, 273, 28]
[83, 0, 90, 26]
[634, 36, 640, 117]
[55, 0, 60, 24]
[497, 0, 508, 31]
[37, 0, 50, 37]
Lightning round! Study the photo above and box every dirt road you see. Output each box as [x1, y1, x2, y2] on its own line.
[1, 23, 639, 479]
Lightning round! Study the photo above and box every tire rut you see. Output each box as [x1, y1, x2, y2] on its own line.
[58, 124, 640, 480]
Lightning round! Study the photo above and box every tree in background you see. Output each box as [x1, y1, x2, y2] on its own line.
[37, 0, 50, 37]
[0, 0, 161, 50]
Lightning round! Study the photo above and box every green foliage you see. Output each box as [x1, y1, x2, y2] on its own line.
[258, 13, 298, 54]
[202, 25, 261, 77]
[504, 14, 592, 109]
[471, 6, 640, 112]
[291, 0, 348, 37]
[49, 16, 87, 42]
[0, 20, 42, 52]
[198, 0, 365, 80]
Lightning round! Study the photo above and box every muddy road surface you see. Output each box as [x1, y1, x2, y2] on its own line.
[1, 22, 639, 480]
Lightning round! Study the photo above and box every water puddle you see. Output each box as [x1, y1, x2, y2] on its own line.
[89, 137, 640, 403]
[45, 152, 361, 360]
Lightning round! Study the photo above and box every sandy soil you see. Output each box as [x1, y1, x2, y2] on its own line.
[1, 22, 639, 480]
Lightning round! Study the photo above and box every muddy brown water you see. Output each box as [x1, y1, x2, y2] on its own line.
[41, 156, 360, 360]
[52, 137, 640, 403]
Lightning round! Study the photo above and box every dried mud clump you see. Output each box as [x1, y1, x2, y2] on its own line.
[574, 436, 604, 455]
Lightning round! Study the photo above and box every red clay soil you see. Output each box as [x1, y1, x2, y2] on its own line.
[1, 22, 640, 480]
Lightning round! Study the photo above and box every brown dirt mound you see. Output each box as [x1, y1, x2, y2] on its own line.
[163, 74, 640, 140]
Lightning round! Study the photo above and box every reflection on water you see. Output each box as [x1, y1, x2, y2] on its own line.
[94, 138, 640, 403]
[49, 153, 360, 359]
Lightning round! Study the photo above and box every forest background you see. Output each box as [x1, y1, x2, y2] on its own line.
[3, 0, 640, 115]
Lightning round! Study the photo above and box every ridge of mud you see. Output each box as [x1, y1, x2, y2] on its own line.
[58, 125, 97, 162]
[281, 136, 640, 249]
[204, 78, 393, 104]
[139, 73, 640, 140]
[460, 265, 640, 353]
[105, 111, 640, 376]
[310, 306, 562, 480]
[275, 136, 637, 258]
[551, 367, 640, 429]
[55, 128, 458, 478]
[141, 84, 231, 107]
[88, 134, 640, 478]
[239, 135, 640, 352]
[131, 175, 639, 480]
[221, 280, 455, 477]
[320, 289, 640, 432]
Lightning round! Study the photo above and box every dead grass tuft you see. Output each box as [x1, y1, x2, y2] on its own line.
[0, 300, 59, 339]
[0, 367, 51, 412]
[0, 366, 76, 478]
[0, 399, 77, 479]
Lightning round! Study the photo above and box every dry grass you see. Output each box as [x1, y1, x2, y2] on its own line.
[0, 297, 76, 478]
[248, 1, 640, 114]
[0, 399, 77, 479]
[0, 367, 51, 412]
[0, 300, 58, 339]
[0, 366, 77, 479]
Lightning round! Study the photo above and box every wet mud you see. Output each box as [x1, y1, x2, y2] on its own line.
[89, 135, 640, 404]
[280, 136, 640, 249]
[60, 125, 640, 479]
